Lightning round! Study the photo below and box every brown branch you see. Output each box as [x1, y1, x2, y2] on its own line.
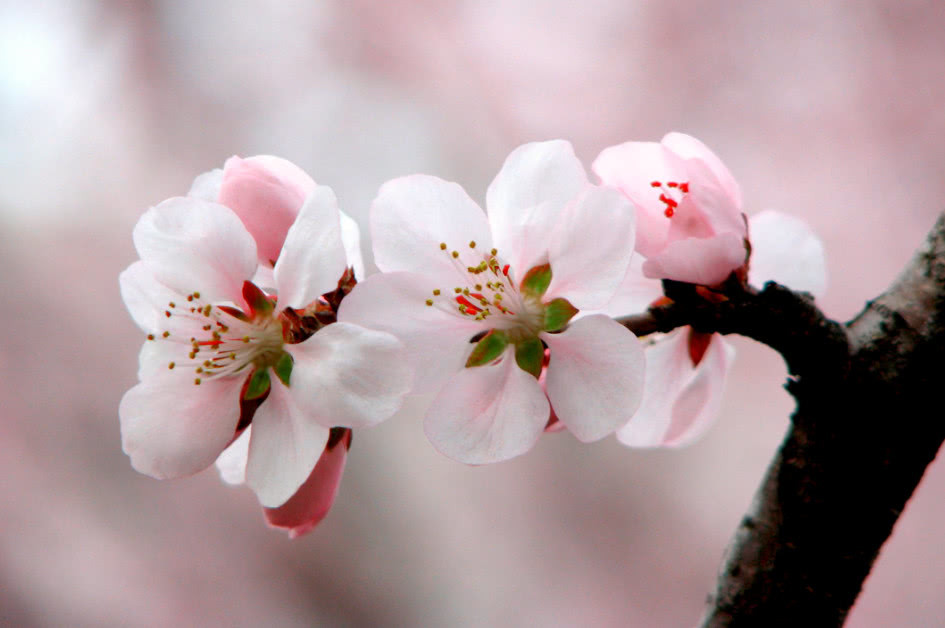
[620, 214, 945, 626]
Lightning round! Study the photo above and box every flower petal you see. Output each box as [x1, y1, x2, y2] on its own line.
[617, 330, 735, 448]
[187, 168, 223, 202]
[215, 427, 251, 485]
[593, 140, 686, 258]
[545, 186, 636, 310]
[371, 174, 493, 278]
[219, 155, 316, 267]
[595, 256, 664, 318]
[119, 261, 182, 334]
[541, 314, 645, 442]
[273, 186, 347, 309]
[337, 272, 485, 394]
[245, 379, 331, 507]
[119, 369, 244, 479]
[642, 231, 746, 286]
[285, 322, 411, 429]
[486, 140, 588, 275]
[424, 350, 550, 464]
[661, 132, 743, 209]
[133, 197, 257, 304]
[340, 210, 366, 280]
[748, 210, 827, 297]
[264, 434, 350, 538]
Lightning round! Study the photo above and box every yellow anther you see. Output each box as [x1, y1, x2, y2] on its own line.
[169, 302, 176, 308]
[168, 362, 175, 369]
[432, 289, 441, 296]
[147, 334, 155, 341]
[451, 251, 459, 258]
[490, 248, 497, 256]
[162, 331, 170, 338]
[194, 378, 202, 385]
[425, 299, 433, 306]
[439, 242, 447, 250]
[193, 292, 200, 299]
[454, 287, 462, 294]
[469, 240, 476, 248]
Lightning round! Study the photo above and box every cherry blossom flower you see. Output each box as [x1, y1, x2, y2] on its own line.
[593, 132, 749, 286]
[339, 140, 645, 464]
[119, 184, 411, 532]
[593, 136, 827, 447]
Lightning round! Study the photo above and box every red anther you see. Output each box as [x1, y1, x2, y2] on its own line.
[667, 181, 678, 188]
[469, 292, 486, 301]
[664, 208, 675, 218]
[679, 182, 689, 193]
[502, 264, 510, 276]
[658, 194, 678, 208]
[650, 181, 662, 187]
[455, 295, 481, 314]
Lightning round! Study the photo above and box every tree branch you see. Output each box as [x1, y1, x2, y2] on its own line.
[621, 213, 945, 626]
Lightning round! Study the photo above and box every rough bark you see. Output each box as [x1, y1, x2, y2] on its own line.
[619, 213, 945, 626]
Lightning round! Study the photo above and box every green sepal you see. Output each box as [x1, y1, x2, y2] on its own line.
[514, 337, 544, 379]
[274, 351, 294, 387]
[519, 263, 552, 299]
[465, 329, 509, 367]
[242, 280, 274, 317]
[244, 368, 271, 400]
[543, 297, 579, 332]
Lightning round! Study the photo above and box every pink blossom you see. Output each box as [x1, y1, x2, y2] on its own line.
[339, 140, 645, 464]
[119, 185, 410, 532]
[593, 132, 748, 286]
[600, 210, 826, 448]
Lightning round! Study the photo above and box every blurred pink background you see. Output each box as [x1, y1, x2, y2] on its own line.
[2, 1, 944, 626]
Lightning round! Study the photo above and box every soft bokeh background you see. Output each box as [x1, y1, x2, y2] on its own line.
[2, 1, 944, 626]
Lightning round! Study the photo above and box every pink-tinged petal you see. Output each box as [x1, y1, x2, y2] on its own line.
[545, 186, 636, 310]
[187, 168, 223, 202]
[674, 159, 745, 238]
[219, 155, 316, 267]
[424, 350, 550, 464]
[264, 434, 349, 538]
[748, 210, 827, 297]
[642, 231, 746, 286]
[593, 141, 687, 257]
[486, 140, 588, 275]
[119, 261, 182, 334]
[661, 132, 743, 209]
[273, 186, 347, 309]
[119, 370, 244, 479]
[245, 379, 331, 507]
[371, 174, 492, 278]
[617, 330, 735, 448]
[215, 427, 251, 485]
[596, 257, 664, 319]
[285, 322, 411, 429]
[541, 314, 645, 442]
[133, 197, 257, 304]
[339, 210, 365, 279]
[337, 272, 485, 394]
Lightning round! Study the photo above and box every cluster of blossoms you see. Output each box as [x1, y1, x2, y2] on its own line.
[120, 134, 825, 536]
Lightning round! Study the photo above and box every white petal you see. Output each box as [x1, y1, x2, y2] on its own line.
[187, 168, 223, 201]
[273, 186, 347, 309]
[119, 261, 182, 334]
[133, 197, 257, 304]
[617, 330, 736, 448]
[486, 140, 588, 275]
[340, 210, 366, 280]
[748, 210, 827, 297]
[424, 350, 550, 464]
[642, 232, 746, 286]
[245, 379, 331, 507]
[119, 369, 244, 479]
[337, 272, 485, 394]
[595, 256, 664, 318]
[546, 186, 636, 310]
[541, 314, 645, 442]
[215, 427, 251, 485]
[371, 175, 492, 278]
[285, 322, 412, 429]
